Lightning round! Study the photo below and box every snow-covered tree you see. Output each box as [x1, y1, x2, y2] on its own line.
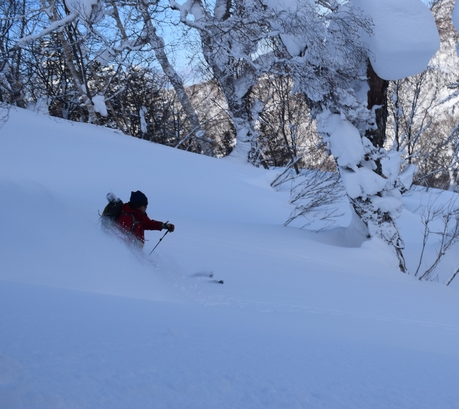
[13, 0, 106, 122]
[0, 0, 36, 108]
[281, 0, 440, 272]
[135, 0, 212, 155]
[170, 0, 287, 165]
[254, 75, 315, 169]
[10, 0, 210, 151]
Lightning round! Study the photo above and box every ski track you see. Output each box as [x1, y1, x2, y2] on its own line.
[194, 293, 459, 332]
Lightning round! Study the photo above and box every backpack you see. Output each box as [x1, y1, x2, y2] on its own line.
[100, 193, 139, 233]
[100, 193, 123, 230]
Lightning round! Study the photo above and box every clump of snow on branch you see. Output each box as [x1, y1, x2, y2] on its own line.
[140, 107, 148, 134]
[399, 164, 417, 191]
[318, 113, 364, 171]
[65, 0, 105, 24]
[316, 110, 404, 217]
[380, 151, 404, 187]
[350, 0, 440, 80]
[92, 95, 107, 116]
[262, 0, 314, 57]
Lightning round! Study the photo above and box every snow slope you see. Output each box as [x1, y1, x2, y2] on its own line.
[1, 108, 459, 408]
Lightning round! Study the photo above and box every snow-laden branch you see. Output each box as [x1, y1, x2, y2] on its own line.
[16, 13, 77, 48]
[65, 0, 104, 24]
[170, 0, 208, 30]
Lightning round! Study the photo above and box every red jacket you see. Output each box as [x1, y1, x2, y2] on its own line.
[116, 203, 163, 244]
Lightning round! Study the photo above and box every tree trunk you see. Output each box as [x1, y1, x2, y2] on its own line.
[349, 62, 407, 273]
[349, 197, 407, 273]
[57, 29, 99, 124]
[34, 0, 99, 123]
[200, 31, 260, 165]
[316, 61, 407, 273]
[366, 63, 388, 149]
[138, 0, 212, 156]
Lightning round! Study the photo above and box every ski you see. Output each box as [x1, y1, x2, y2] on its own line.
[190, 272, 214, 278]
[189, 272, 224, 284]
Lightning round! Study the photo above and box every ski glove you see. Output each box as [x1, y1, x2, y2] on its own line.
[162, 223, 175, 233]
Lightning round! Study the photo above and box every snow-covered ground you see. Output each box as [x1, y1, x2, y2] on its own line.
[1, 107, 459, 409]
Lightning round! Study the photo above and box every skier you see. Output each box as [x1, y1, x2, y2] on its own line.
[116, 190, 175, 249]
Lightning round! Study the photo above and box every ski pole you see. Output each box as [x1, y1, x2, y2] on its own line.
[149, 222, 170, 255]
